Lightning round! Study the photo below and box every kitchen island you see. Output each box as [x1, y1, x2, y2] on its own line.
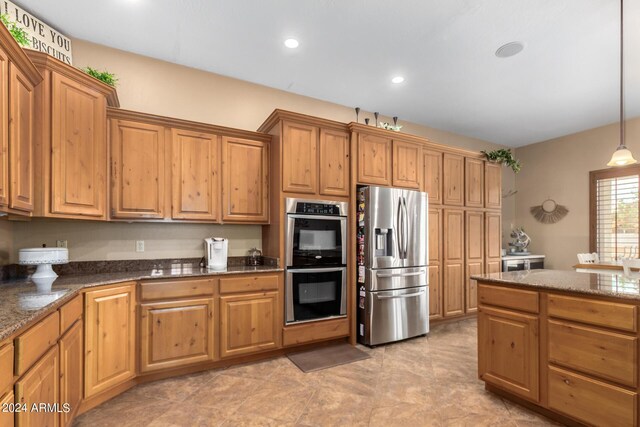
[472, 269, 640, 427]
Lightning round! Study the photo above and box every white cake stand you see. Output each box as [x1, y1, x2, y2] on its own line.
[18, 247, 69, 292]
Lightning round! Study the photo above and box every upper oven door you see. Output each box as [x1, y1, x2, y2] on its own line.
[286, 214, 347, 267]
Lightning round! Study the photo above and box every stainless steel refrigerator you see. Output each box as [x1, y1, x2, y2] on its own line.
[356, 186, 428, 346]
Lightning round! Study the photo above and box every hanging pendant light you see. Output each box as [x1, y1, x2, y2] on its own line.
[608, 0, 637, 166]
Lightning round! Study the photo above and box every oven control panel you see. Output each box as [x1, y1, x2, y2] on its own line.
[295, 202, 341, 216]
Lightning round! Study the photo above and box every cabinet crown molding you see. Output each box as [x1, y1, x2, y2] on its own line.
[257, 109, 349, 134]
[0, 24, 42, 85]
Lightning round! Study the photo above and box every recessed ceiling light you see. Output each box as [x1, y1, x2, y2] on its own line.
[495, 41, 525, 58]
[284, 39, 299, 49]
[391, 76, 405, 84]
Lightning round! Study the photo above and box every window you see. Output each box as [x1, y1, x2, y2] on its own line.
[590, 166, 640, 261]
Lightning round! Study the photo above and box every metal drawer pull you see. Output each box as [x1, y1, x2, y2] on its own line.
[376, 289, 425, 300]
[376, 271, 425, 278]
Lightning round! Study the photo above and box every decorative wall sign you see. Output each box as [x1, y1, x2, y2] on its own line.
[530, 198, 569, 224]
[1, 1, 73, 64]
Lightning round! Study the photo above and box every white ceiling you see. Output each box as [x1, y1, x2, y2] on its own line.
[16, 0, 640, 147]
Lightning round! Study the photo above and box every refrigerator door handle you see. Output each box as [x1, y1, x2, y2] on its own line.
[376, 270, 425, 278]
[396, 196, 404, 259]
[376, 289, 425, 300]
[402, 196, 409, 259]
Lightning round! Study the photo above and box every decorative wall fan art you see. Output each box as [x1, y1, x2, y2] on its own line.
[530, 198, 569, 224]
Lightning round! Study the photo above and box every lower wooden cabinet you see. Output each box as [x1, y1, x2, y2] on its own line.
[84, 283, 136, 398]
[478, 305, 539, 403]
[443, 262, 464, 316]
[0, 390, 14, 427]
[59, 321, 83, 427]
[15, 345, 59, 427]
[140, 298, 215, 372]
[219, 292, 280, 358]
[428, 265, 442, 320]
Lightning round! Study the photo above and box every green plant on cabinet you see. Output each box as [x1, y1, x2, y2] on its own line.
[0, 13, 30, 47]
[82, 66, 118, 87]
[481, 149, 521, 173]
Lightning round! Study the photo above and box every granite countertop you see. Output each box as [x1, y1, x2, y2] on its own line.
[0, 264, 283, 343]
[472, 269, 640, 301]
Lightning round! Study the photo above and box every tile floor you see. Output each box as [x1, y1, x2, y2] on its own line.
[73, 318, 561, 426]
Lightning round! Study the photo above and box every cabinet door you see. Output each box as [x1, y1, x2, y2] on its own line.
[485, 162, 502, 209]
[282, 122, 317, 194]
[319, 128, 349, 197]
[8, 63, 34, 212]
[171, 129, 219, 221]
[443, 153, 464, 206]
[444, 209, 464, 317]
[84, 283, 135, 398]
[222, 137, 269, 222]
[51, 73, 107, 218]
[357, 133, 391, 186]
[15, 346, 59, 427]
[392, 140, 422, 189]
[478, 306, 539, 402]
[485, 212, 502, 272]
[428, 265, 442, 320]
[0, 50, 8, 207]
[219, 292, 280, 358]
[110, 119, 165, 219]
[466, 211, 484, 313]
[59, 320, 82, 427]
[465, 158, 484, 208]
[0, 391, 13, 427]
[423, 150, 442, 205]
[428, 209, 442, 265]
[140, 298, 215, 372]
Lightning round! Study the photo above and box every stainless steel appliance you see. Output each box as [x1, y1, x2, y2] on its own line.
[357, 186, 429, 346]
[285, 198, 348, 324]
[502, 255, 545, 271]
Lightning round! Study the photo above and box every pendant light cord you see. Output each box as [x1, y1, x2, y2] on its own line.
[620, 0, 625, 148]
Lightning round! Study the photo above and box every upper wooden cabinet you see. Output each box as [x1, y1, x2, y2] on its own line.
[428, 208, 442, 264]
[392, 140, 422, 189]
[485, 212, 502, 261]
[222, 137, 269, 222]
[357, 133, 392, 186]
[171, 128, 220, 221]
[110, 118, 166, 219]
[485, 162, 502, 209]
[423, 150, 443, 205]
[0, 25, 42, 216]
[443, 153, 464, 206]
[28, 51, 118, 220]
[282, 121, 318, 194]
[319, 128, 349, 197]
[465, 158, 484, 208]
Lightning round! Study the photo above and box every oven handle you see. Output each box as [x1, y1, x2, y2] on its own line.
[286, 267, 347, 274]
[287, 214, 346, 221]
[376, 289, 425, 300]
[376, 270, 425, 278]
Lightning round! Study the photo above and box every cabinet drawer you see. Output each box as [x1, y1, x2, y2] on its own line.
[548, 320, 637, 387]
[283, 317, 349, 347]
[14, 311, 59, 376]
[548, 294, 637, 332]
[219, 275, 279, 294]
[140, 278, 216, 301]
[478, 284, 539, 313]
[548, 366, 637, 427]
[59, 294, 83, 333]
[0, 343, 13, 395]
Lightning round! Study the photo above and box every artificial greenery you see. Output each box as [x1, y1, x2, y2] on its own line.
[481, 149, 522, 173]
[82, 67, 118, 87]
[0, 14, 30, 47]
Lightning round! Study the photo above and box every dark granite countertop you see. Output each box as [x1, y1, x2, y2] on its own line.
[472, 269, 640, 301]
[0, 264, 283, 343]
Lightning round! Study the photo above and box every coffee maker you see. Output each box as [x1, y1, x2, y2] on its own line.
[204, 238, 228, 270]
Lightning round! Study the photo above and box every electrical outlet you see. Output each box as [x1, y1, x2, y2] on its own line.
[136, 240, 145, 252]
[56, 240, 68, 248]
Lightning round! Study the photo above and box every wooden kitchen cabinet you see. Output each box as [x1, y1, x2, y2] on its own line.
[485, 212, 502, 273]
[428, 208, 443, 320]
[465, 211, 484, 313]
[465, 158, 484, 208]
[319, 128, 349, 197]
[0, 391, 13, 427]
[282, 121, 317, 194]
[15, 345, 59, 427]
[219, 291, 280, 358]
[110, 118, 166, 219]
[392, 140, 422, 189]
[171, 128, 220, 221]
[140, 298, 215, 372]
[428, 265, 442, 320]
[84, 283, 136, 398]
[478, 305, 539, 402]
[423, 149, 442, 205]
[485, 162, 502, 209]
[443, 153, 464, 206]
[443, 209, 464, 317]
[0, 49, 7, 208]
[222, 136, 269, 222]
[357, 133, 392, 186]
[59, 320, 83, 426]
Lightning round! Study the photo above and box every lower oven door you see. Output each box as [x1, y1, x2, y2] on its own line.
[366, 285, 428, 346]
[286, 267, 347, 324]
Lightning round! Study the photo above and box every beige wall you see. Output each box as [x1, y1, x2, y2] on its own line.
[8, 38, 515, 263]
[0, 220, 12, 265]
[514, 117, 640, 270]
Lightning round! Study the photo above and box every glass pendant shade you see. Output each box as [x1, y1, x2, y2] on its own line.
[607, 145, 638, 166]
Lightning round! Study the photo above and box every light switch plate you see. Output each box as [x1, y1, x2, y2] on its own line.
[56, 240, 68, 248]
[136, 240, 145, 252]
